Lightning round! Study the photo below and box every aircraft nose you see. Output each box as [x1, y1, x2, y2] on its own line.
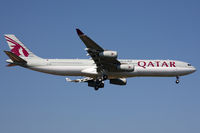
[191, 66, 196, 73]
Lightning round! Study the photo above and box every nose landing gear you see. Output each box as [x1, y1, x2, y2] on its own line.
[175, 76, 180, 84]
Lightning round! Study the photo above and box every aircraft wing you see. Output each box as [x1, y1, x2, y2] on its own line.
[76, 29, 121, 73]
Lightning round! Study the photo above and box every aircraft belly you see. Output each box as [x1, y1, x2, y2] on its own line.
[28, 66, 90, 76]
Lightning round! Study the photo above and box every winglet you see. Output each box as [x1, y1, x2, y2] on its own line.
[76, 28, 84, 36]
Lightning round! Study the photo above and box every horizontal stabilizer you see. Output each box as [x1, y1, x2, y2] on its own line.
[7, 63, 17, 67]
[4, 51, 27, 65]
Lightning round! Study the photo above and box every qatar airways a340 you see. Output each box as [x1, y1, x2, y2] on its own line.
[4, 29, 196, 90]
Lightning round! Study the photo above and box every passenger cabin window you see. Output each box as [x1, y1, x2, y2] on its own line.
[188, 64, 191, 66]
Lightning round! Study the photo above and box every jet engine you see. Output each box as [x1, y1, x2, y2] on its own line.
[117, 64, 134, 72]
[110, 78, 127, 85]
[99, 51, 117, 58]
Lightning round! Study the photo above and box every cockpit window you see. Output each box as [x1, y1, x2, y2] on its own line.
[188, 64, 191, 66]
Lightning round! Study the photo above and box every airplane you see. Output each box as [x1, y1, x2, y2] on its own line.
[4, 29, 196, 90]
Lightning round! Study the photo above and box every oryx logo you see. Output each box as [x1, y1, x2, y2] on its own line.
[5, 36, 29, 57]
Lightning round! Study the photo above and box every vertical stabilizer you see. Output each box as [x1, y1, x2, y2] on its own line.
[4, 34, 41, 58]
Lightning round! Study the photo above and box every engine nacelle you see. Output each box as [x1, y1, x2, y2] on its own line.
[99, 51, 117, 58]
[117, 64, 134, 72]
[110, 78, 127, 85]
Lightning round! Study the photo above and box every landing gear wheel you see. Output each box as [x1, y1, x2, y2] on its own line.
[99, 82, 104, 88]
[176, 80, 179, 84]
[94, 86, 99, 91]
[96, 79, 100, 84]
[103, 75, 108, 80]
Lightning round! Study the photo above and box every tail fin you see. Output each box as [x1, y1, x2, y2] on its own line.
[4, 34, 40, 58]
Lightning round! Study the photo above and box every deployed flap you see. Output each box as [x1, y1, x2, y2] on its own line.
[4, 51, 27, 65]
[66, 77, 93, 83]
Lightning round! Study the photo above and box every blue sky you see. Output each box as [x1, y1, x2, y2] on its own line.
[0, 0, 200, 133]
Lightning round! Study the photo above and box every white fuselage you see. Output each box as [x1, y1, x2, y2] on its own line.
[14, 58, 196, 79]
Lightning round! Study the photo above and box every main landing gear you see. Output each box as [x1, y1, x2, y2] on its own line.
[175, 76, 180, 84]
[94, 75, 108, 91]
[94, 79, 104, 91]
[94, 81, 104, 91]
